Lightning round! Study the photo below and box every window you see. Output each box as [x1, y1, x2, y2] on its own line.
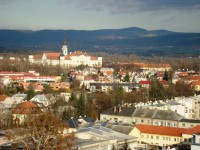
[146, 135, 149, 139]
[141, 119, 144, 123]
[141, 134, 144, 138]
[156, 136, 159, 140]
[189, 138, 192, 142]
[174, 138, 176, 141]
[182, 123, 185, 127]
[163, 137, 165, 140]
[151, 135, 153, 139]
[166, 137, 168, 140]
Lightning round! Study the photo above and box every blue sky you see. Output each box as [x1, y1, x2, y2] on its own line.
[0, 0, 200, 32]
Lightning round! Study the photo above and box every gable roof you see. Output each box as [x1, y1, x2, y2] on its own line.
[12, 101, 41, 114]
[45, 52, 61, 60]
[101, 106, 136, 117]
[136, 124, 186, 137]
[183, 125, 200, 135]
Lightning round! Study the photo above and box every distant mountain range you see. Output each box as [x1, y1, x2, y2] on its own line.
[0, 27, 200, 56]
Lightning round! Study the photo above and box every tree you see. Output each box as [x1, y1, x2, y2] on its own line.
[76, 94, 85, 117]
[26, 85, 36, 100]
[120, 139, 131, 150]
[163, 70, 169, 81]
[6, 112, 76, 150]
[123, 73, 130, 83]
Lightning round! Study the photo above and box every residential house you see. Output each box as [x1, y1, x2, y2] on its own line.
[12, 101, 41, 124]
[49, 82, 70, 91]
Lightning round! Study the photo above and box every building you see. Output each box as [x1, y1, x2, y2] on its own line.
[100, 106, 183, 127]
[182, 125, 200, 146]
[76, 125, 138, 150]
[12, 101, 41, 124]
[130, 124, 186, 148]
[191, 133, 200, 150]
[29, 37, 102, 68]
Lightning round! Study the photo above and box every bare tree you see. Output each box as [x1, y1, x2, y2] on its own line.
[6, 112, 76, 150]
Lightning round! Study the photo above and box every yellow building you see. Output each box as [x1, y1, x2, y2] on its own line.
[130, 124, 186, 148]
[182, 125, 200, 145]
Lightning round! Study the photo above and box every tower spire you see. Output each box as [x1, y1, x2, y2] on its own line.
[62, 33, 68, 56]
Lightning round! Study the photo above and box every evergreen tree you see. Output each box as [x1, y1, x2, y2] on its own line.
[76, 94, 85, 117]
[26, 85, 36, 100]
[123, 73, 130, 83]
[163, 70, 169, 81]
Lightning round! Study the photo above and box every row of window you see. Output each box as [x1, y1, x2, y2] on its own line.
[141, 134, 181, 142]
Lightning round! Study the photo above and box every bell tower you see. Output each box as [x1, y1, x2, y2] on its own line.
[62, 33, 68, 56]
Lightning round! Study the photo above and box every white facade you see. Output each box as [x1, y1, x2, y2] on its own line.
[29, 38, 102, 68]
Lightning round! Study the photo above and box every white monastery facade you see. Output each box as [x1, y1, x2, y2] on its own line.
[29, 36, 102, 67]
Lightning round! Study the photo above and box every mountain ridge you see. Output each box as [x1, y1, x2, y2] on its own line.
[0, 27, 200, 56]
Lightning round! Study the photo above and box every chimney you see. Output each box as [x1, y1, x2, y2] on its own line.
[119, 106, 122, 113]
[113, 106, 117, 112]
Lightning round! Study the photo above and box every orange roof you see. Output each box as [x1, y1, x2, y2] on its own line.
[91, 56, 97, 60]
[189, 75, 200, 81]
[45, 53, 60, 60]
[33, 54, 43, 59]
[0, 95, 8, 101]
[12, 101, 41, 114]
[136, 124, 186, 137]
[191, 80, 200, 85]
[183, 125, 200, 135]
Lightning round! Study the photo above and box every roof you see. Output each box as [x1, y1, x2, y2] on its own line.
[33, 54, 43, 59]
[106, 124, 134, 134]
[101, 106, 136, 117]
[45, 52, 61, 60]
[191, 80, 200, 86]
[136, 124, 186, 137]
[152, 109, 182, 121]
[138, 80, 151, 85]
[68, 117, 95, 128]
[0, 95, 8, 102]
[183, 125, 200, 135]
[132, 108, 156, 118]
[12, 101, 41, 114]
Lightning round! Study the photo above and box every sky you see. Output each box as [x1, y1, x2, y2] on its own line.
[0, 0, 200, 32]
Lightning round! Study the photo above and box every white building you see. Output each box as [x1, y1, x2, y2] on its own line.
[29, 37, 102, 68]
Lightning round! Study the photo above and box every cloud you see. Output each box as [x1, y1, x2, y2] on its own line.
[0, 0, 16, 5]
[68, 0, 200, 14]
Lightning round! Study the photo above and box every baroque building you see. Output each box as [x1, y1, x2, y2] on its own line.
[29, 36, 102, 67]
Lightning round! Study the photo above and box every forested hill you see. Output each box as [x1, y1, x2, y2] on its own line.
[0, 27, 200, 56]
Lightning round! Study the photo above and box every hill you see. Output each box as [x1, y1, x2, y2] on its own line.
[0, 27, 200, 56]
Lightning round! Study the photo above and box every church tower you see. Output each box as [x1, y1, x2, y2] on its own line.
[62, 34, 68, 56]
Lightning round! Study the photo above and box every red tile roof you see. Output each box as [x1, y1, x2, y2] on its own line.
[12, 101, 41, 114]
[138, 80, 151, 85]
[45, 53, 60, 60]
[0, 95, 8, 102]
[136, 124, 186, 137]
[191, 80, 200, 85]
[33, 54, 43, 59]
[183, 125, 200, 135]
